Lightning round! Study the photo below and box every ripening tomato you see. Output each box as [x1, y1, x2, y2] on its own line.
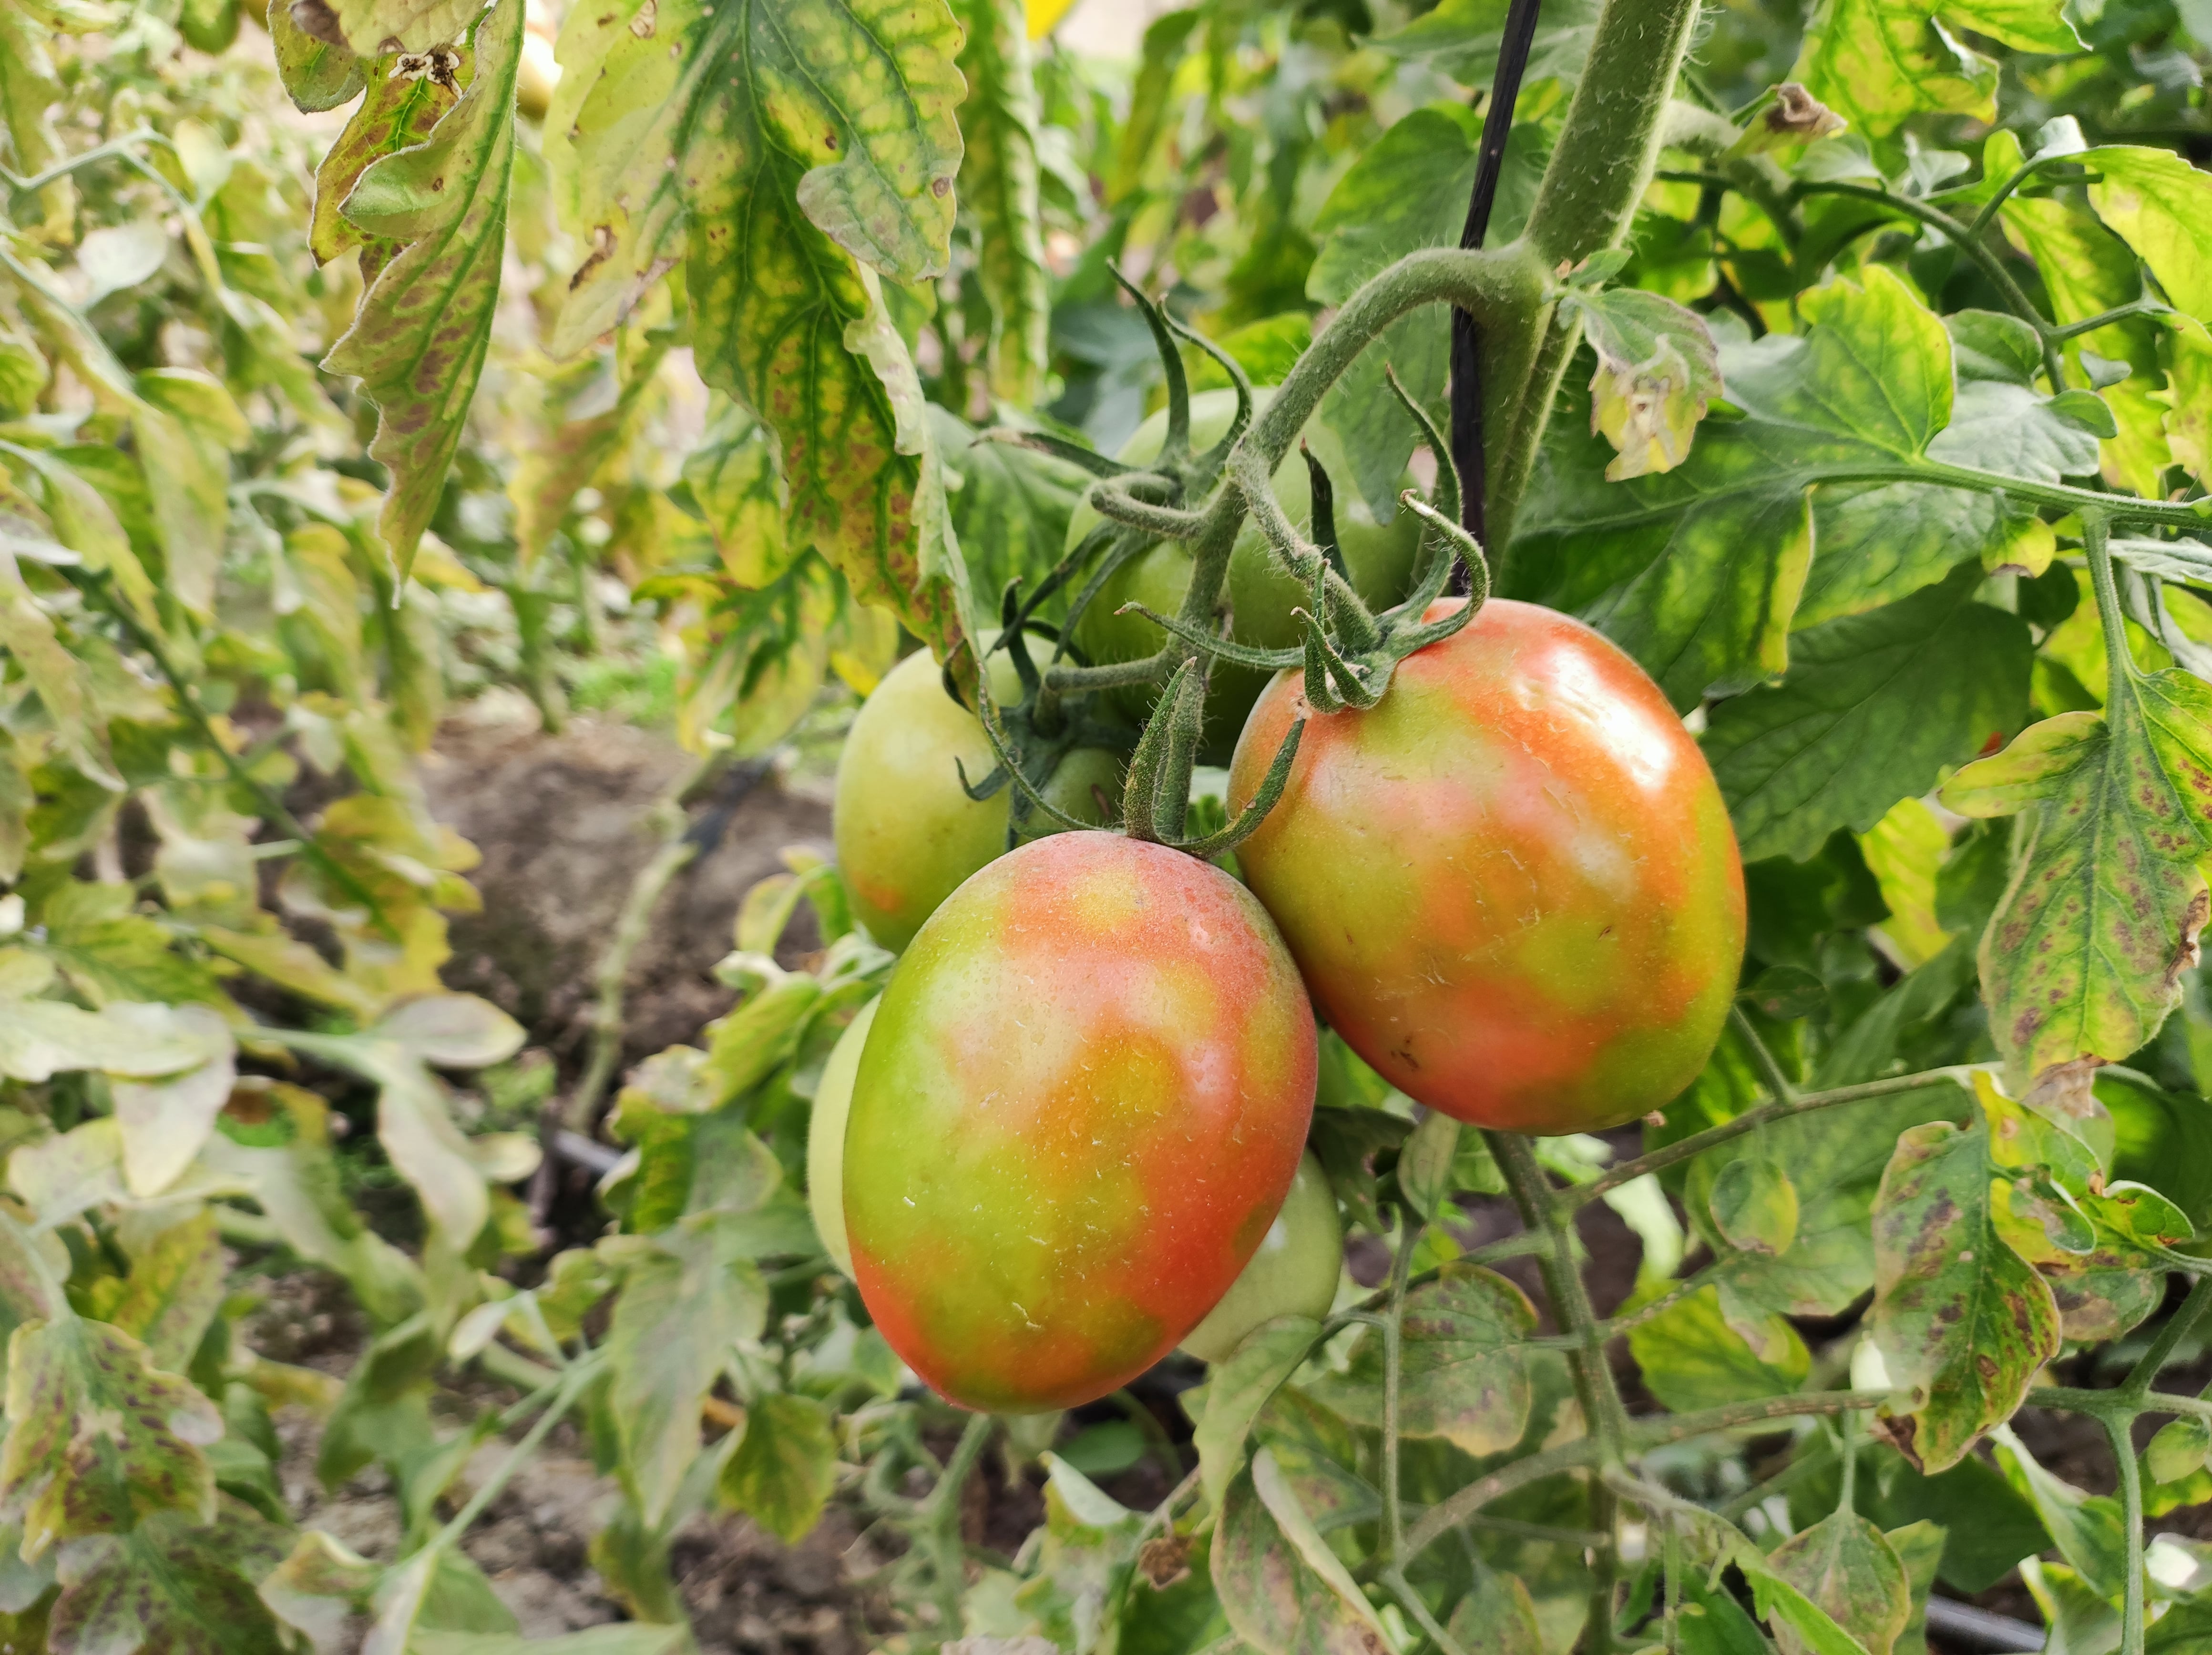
[805, 996, 878, 1277]
[1229, 598, 1746, 1135]
[1066, 390, 1423, 759]
[843, 831, 1318, 1412]
[834, 638, 1122, 953]
[1179, 1151, 1342, 1362]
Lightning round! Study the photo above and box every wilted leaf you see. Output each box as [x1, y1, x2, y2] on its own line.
[289, 0, 489, 54]
[1566, 286, 1723, 480]
[311, 53, 461, 275]
[268, 0, 363, 110]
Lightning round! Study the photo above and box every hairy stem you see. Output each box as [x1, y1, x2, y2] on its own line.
[2110, 1412, 2147, 1655]
[919, 1413, 995, 1639]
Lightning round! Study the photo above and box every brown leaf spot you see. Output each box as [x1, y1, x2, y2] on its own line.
[289, 0, 346, 44]
[628, 0, 655, 36]
[1137, 1534, 1192, 1589]
[932, 175, 952, 197]
[2169, 886, 2209, 986]
[2025, 1055, 2104, 1123]
[1871, 1411, 1923, 1471]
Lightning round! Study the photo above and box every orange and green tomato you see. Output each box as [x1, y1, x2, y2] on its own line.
[833, 638, 1121, 953]
[1066, 389, 1423, 759]
[1229, 598, 1746, 1135]
[1179, 1150, 1342, 1363]
[843, 831, 1319, 1412]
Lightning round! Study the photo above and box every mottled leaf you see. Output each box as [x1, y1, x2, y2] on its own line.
[1791, 0, 2075, 136]
[268, 0, 363, 111]
[1194, 1315, 1325, 1512]
[311, 53, 460, 274]
[1627, 1282, 1809, 1412]
[1939, 653, 2212, 1082]
[1767, 1511, 1910, 1655]
[955, 0, 1048, 405]
[289, 0, 488, 55]
[0, 1317, 223, 1557]
[1214, 1449, 1391, 1655]
[49, 1502, 291, 1655]
[1710, 1157, 1800, 1257]
[1312, 1264, 1533, 1455]
[85, 1211, 226, 1374]
[322, 0, 522, 580]
[1565, 286, 1723, 480]
[1868, 1116, 2061, 1472]
[2083, 145, 2212, 325]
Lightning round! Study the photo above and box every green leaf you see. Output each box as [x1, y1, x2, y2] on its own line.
[49, 1502, 291, 1655]
[1710, 1158, 1801, 1257]
[1735, 1539, 1874, 1655]
[2147, 1415, 2212, 1486]
[1371, 0, 1602, 88]
[1564, 287, 1723, 481]
[718, 1391, 836, 1545]
[1766, 1511, 1910, 1655]
[311, 53, 461, 274]
[1705, 565, 2033, 862]
[1514, 269, 1949, 708]
[287, 0, 490, 54]
[2083, 145, 2212, 325]
[268, 0, 362, 111]
[605, 1213, 769, 1527]
[1213, 1448, 1392, 1655]
[1626, 1282, 1809, 1412]
[360, 1542, 518, 1655]
[955, 0, 1048, 407]
[1868, 1115, 2061, 1472]
[1310, 1264, 1534, 1455]
[370, 993, 526, 1070]
[411, 1630, 691, 1655]
[1886, 1520, 1946, 1655]
[321, 0, 522, 581]
[1194, 1315, 1325, 1513]
[1987, 1425, 2129, 1600]
[936, 407, 1085, 619]
[0, 1317, 223, 1557]
[1938, 655, 2212, 1081]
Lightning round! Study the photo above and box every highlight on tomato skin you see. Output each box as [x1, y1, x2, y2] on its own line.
[842, 830, 1319, 1414]
[1228, 597, 1748, 1136]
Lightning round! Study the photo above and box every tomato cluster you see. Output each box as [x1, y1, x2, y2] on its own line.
[814, 475, 1744, 1413]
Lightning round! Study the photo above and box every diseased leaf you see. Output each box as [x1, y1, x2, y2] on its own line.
[955, 0, 1049, 406]
[0, 1317, 224, 1557]
[288, 0, 490, 55]
[1939, 652, 2212, 1081]
[604, 1212, 769, 1527]
[268, 0, 363, 112]
[1767, 1511, 1910, 1655]
[1710, 1157, 1800, 1257]
[321, 0, 522, 580]
[1988, 1425, 2129, 1600]
[546, 0, 969, 657]
[718, 1391, 836, 1544]
[1790, 0, 2075, 135]
[49, 1502, 292, 1655]
[1868, 1115, 2061, 1472]
[2083, 145, 2212, 325]
[311, 53, 461, 275]
[1565, 286, 1723, 481]
[1444, 1565, 1544, 1655]
[1213, 1449, 1391, 1655]
[1706, 566, 2033, 862]
[1310, 1264, 1533, 1455]
[86, 1211, 226, 1374]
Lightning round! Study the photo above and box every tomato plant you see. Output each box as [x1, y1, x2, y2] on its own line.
[6, 0, 2212, 1647]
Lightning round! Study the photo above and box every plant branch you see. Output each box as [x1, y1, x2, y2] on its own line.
[1567, 1068, 1977, 1208]
[916, 1412, 995, 1640]
[1382, 1206, 1418, 1566]
[2110, 1411, 2147, 1655]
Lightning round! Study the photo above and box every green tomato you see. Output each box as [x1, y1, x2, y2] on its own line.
[833, 637, 1122, 952]
[1179, 1151, 1342, 1363]
[805, 995, 879, 1277]
[1066, 389, 1423, 759]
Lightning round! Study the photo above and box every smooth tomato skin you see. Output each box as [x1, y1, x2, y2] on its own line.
[1229, 598, 1746, 1134]
[1067, 390, 1422, 758]
[833, 640, 1121, 952]
[804, 995, 878, 1277]
[1179, 1151, 1342, 1362]
[844, 831, 1319, 1412]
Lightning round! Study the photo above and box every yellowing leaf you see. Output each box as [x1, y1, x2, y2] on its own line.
[322, 0, 522, 581]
